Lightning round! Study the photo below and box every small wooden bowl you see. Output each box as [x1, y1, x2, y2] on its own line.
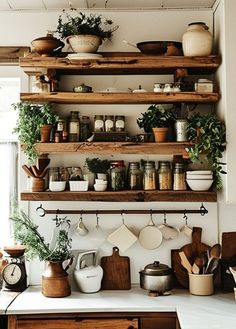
[4, 245, 26, 257]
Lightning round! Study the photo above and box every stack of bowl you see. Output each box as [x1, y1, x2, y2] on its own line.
[94, 179, 108, 192]
[186, 170, 213, 191]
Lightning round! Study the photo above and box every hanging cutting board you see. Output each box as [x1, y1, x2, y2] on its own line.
[101, 247, 131, 290]
[222, 232, 236, 259]
[171, 227, 210, 288]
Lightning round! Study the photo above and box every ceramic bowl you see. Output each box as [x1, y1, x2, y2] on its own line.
[69, 180, 89, 192]
[49, 181, 66, 192]
[95, 179, 108, 185]
[186, 179, 213, 191]
[94, 183, 107, 192]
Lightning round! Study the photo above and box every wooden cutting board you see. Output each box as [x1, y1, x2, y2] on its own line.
[101, 247, 131, 290]
[171, 227, 210, 288]
[222, 232, 236, 259]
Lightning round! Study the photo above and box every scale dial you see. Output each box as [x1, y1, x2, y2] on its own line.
[2, 263, 26, 288]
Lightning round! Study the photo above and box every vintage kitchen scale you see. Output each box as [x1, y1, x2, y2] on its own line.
[1, 245, 27, 292]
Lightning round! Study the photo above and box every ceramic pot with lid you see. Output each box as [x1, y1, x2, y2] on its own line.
[31, 33, 64, 56]
[139, 261, 173, 294]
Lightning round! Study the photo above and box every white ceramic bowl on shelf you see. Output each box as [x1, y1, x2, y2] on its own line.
[69, 180, 89, 192]
[49, 181, 66, 192]
[94, 183, 107, 192]
[186, 179, 213, 191]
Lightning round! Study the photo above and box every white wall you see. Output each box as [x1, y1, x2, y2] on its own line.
[0, 9, 221, 285]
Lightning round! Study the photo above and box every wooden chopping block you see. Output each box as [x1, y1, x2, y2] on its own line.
[101, 246, 131, 290]
[222, 232, 236, 259]
[171, 227, 210, 288]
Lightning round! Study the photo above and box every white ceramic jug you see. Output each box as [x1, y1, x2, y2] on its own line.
[182, 22, 213, 56]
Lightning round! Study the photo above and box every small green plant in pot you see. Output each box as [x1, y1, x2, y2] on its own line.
[186, 112, 226, 190]
[85, 157, 110, 179]
[56, 9, 118, 53]
[137, 104, 174, 142]
[13, 101, 59, 164]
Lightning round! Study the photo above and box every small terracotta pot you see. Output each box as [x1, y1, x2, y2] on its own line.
[40, 124, 52, 143]
[31, 177, 45, 192]
[152, 127, 169, 143]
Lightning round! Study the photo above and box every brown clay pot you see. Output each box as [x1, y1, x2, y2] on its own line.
[31, 177, 45, 192]
[42, 260, 72, 298]
[152, 127, 169, 142]
[40, 124, 52, 143]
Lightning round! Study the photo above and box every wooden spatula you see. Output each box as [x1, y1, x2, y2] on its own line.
[179, 251, 192, 273]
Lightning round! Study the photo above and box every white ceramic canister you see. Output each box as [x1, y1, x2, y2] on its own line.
[175, 119, 188, 142]
[182, 22, 213, 56]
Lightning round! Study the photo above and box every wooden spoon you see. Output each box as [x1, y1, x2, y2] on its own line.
[205, 243, 221, 273]
[179, 251, 192, 273]
[22, 164, 36, 178]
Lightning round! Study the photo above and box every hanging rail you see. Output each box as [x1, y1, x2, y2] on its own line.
[36, 204, 208, 217]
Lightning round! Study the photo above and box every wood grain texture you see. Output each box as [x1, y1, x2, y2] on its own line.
[101, 247, 131, 290]
[20, 190, 217, 202]
[222, 232, 236, 259]
[20, 92, 220, 104]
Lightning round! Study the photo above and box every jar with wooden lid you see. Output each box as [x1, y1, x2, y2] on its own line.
[110, 160, 125, 191]
[68, 111, 80, 142]
[127, 162, 143, 190]
[173, 162, 187, 191]
[158, 161, 172, 190]
[143, 161, 156, 190]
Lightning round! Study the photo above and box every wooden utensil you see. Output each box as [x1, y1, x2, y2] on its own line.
[179, 251, 192, 273]
[22, 164, 36, 178]
[101, 247, 131, 290]
[192, 262, 200, 274]
[171, 227, 210, 288]
[205, 243, 221, 274]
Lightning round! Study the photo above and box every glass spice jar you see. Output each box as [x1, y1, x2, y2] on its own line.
[158, 161, 172, 190]
[68, 111, 80, 142]
[94, 115, 104, 132]
[110, 160, 126, 191]
[48, 167, 60, 182]
[80, 116, 91, 141]
[105, 115, 114, 132]
[127, 162, 143, 190]
[173, 162, 187, 191]
[115, 115, 125, 132]
[143, 161, 156, 190]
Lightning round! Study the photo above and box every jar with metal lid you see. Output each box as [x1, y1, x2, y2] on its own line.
[143, 161, 156, 190]
[48, 167, 60, 182]
[158, 161, 172, 190]
[80, 116, 92, 141]
[127, 162, 143, 190]
[67, 167, 83, 181]
[68, 111, 80, 142]
[94, 115, 104, 132]
[173, 162, 187, 191]
[105, 115, 114, 132]
[110, 160, 126, 191]
[115, 115, 125, 132]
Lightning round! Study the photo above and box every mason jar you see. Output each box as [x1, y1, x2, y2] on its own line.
[48, 167, 60, 182]
[110, 160, 126, 191]
[127, 162, 143, 190]
[158, 161, 172, 190]
[143, 161, 156, 190]
[115, 115, 125, 132]
[105, 115, 114, 132]
[94, 115, 104, 132]
[80, 116, 91, 141]
[173, 162, 187, 191]
[68, 111, 80, 142]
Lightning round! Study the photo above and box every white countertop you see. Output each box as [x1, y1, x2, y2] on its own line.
[5, 285, 236, 329]
[0, 290, 19, 314]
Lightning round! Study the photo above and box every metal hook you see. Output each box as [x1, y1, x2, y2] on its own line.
[121, 210, 125, 224]
[36, 204, 46, 217]
[183, 211, 188, 225]
[79, 210, 83, 222]
[200, 203, 208, 216]
[96, 211, 100, 226]
[163, 211, 167, 224]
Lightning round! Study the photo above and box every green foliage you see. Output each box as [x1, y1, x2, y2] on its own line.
[186, 112, 226, 190]
[137, 104, 174, 132]
[86, 157, 110, 174]
[10, 204, 72, 262]
[56, 10, 118, 40]
[13, 101, 59, 164]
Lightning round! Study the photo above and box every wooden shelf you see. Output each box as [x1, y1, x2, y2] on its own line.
[20, 190, 217, 202]
[20, 92, 220, 104]
[19, 52, 220, 75]
[33, 142, 193, 156]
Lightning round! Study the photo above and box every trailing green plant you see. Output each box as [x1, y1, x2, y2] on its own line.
[186, 112, 226, 190]
[10, 203, 72, 262]
[56, 9, 118, 40]
[13, 101, 59, 164]
[137, 104, 174, 132]
[85, 157, 110, 174]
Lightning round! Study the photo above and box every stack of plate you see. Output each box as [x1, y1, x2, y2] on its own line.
[66, 53, 103, 60]
[186, 170, 213, 191]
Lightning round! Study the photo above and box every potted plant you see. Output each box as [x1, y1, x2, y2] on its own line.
[85, 157, 110, 179]
[13, 101, 59, 164]
[10, 203, 73, 297]
[186, 112, 226, 190]
[56, 9, 118, 53]
[137, 104, 174, 142]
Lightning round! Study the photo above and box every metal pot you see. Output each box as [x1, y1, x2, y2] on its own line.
[139, 261, 173, 294]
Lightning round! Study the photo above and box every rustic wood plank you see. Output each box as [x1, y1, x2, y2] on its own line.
[7, 315, 17, 329]
[33, 142, 192, 156]
[19, 53, 220, 75]
[20, 92, 220, 104]
[20, 190, 217, 202]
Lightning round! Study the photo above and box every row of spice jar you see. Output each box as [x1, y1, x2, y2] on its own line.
[48, 160, 187, 191]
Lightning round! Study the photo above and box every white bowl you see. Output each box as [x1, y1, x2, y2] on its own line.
[186, 179, 213, 191]
[95, 179, 108, 185]
[69, 180, 89, 192]
[186, 174, 213, 180]
[94, 183, 107, 192]
[49, 181, 66, 192]
[186, 170, 212, 175]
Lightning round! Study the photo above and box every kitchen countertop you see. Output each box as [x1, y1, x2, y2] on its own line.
[5, 285, 236, 329]
[0, 290, 19, 314]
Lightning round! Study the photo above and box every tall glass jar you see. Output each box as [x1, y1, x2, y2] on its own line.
[115, 115, 125, 132]
[173, 162, 187, 191]
[143, 161, 156, 190]
[158, 161, 172, 190]
[68, 111, 80, 142]
[127, 162, 143, 190]
[105, 115, 114, 132]
[110, 160, 126, 191]
[94, 115, 104, 132]
[80, 116, 91, 141]
[49, 167, 59, 182]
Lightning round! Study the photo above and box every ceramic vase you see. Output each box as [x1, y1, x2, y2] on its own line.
[66, 34, 101, 53]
